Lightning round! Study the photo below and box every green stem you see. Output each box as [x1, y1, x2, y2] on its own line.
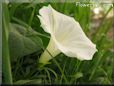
[2, 3, 13, 84]
[28, 6, 35, 26]
[38, 38, 68, 82]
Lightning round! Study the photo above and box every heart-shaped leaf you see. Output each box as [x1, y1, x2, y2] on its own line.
[9, 23, 43, 61]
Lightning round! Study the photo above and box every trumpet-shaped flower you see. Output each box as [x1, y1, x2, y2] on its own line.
[38, 5, 97, 65]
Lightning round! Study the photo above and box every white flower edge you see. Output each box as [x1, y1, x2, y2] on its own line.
[38, 5, 97, 64]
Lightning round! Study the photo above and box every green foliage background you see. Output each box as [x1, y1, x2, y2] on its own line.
[2, 2, 114, 85]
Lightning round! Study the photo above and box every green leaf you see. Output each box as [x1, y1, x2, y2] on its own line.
[70, 72, 83, 82]
[14, 79, 42, 85]
[2, 3, 13, 84]
[9, 23, 43, 61]
[73, 72, 83, 79]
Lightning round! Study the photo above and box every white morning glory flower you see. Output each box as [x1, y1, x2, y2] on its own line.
[37, 5, 97, 65]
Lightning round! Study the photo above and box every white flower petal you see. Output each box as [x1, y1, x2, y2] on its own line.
[38, 5, 97, 62]
[38, 5, 53, 33]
